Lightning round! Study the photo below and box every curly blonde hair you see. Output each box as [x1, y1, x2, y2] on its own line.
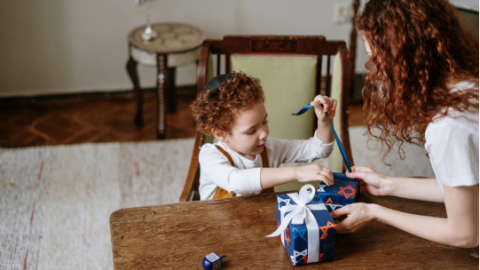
[358, 0, 479, 162]
[191, 72, 265, 136]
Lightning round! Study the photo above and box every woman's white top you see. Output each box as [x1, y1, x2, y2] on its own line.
[425, 81, 479, 192]
[198, 132, 334, 200]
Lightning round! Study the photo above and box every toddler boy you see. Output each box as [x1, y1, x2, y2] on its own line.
[191, 72, 337, 200]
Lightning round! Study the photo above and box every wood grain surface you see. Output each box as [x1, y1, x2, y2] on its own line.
[110, 193, 478, 269]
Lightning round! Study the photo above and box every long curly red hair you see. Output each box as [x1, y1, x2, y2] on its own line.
[358, 0, 479, 162]
[191, 72, 265, 136]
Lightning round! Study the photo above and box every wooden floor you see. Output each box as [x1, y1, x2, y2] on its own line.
[0, 85, 365, 148]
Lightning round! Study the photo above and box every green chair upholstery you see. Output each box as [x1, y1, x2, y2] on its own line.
[231, 54, 317, 140]
[271, 52, 346, 192]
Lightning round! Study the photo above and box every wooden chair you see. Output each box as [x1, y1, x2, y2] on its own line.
[179, 36, 354, 202]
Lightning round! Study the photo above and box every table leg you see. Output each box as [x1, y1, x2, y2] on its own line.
[167, 67, 177, 113]
[126, 56, 143, 127]
[156, 54, 168, 139]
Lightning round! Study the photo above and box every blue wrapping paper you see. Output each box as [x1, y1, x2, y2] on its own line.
[275, 192, 336, 265]
[317, 173, 358, 212]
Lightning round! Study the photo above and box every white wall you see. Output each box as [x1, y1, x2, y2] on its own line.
[450, 0, 479, 12]
[0, 0, 369, 97]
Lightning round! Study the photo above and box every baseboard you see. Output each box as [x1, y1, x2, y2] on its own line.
[0, 76, 361, 107]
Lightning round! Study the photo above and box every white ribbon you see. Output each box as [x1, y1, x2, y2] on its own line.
[266, 184, 327, 263]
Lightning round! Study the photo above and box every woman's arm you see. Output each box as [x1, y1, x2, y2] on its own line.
[388, 177, 444, 203]
[332, 184, 479, 248]
[346, 166, 444, 203]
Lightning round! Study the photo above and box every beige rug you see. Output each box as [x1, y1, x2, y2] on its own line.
[0, 128, 435, 270]
[0, 139, 194, 270]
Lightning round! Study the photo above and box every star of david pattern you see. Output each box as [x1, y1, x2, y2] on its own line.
[275, 194, 336, 265]
[290, 255, 297, 265]
[293, 249, 308, 257]
[284, 227, 291, 246]
[317, 184, 326, 192]
[290, 249, 308, 265]
[292, 228, 307, 241]
[277, 197, 292, 210]
[323, 242, 335, 252]
[317, 178, 359, 208]
[302, 253, 324, 264]
[319, 221, 336, 239]
[327, 203, 343, 211]
[338, 185, 356, 199]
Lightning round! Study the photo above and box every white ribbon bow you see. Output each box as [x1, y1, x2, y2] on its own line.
[266, 184, 326, 263]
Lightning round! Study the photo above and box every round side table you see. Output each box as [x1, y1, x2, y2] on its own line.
[127, 23, 205, 139]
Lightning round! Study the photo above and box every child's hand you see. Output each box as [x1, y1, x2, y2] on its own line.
[310, 95, 337, 122]
[295, 164, 334, 186]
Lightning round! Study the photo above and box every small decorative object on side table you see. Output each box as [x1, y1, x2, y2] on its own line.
[127, 23, 205, 138]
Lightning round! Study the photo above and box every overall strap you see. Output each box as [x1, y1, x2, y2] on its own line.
[215, 145, 234, 166]
[213, 145, 234, 199]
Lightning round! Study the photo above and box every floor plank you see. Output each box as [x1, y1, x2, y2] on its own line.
[0, 86, 365, 148]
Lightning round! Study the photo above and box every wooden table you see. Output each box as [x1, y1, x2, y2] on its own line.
[127, 23, 205, 138]
[110, 193, 478, 269]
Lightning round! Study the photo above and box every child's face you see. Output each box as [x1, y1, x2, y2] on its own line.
[221, 102, 269, 160]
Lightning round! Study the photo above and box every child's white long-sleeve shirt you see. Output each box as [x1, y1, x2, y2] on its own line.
[198, 132, 334, 200]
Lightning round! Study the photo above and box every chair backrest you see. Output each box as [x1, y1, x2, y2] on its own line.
[179, 36, 353, 202]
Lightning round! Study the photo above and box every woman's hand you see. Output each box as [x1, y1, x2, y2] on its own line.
[310, 95, 337, 122]
[346, 166, 393, 196]
[295, 164, 334, 186]
[330, 203, 379, 233]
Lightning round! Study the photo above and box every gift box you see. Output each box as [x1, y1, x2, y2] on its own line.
[267, 185, 336, 266]
[317, 173, 359, 212]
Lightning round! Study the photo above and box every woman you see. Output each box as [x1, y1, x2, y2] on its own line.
[331, 0, 479, 248]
